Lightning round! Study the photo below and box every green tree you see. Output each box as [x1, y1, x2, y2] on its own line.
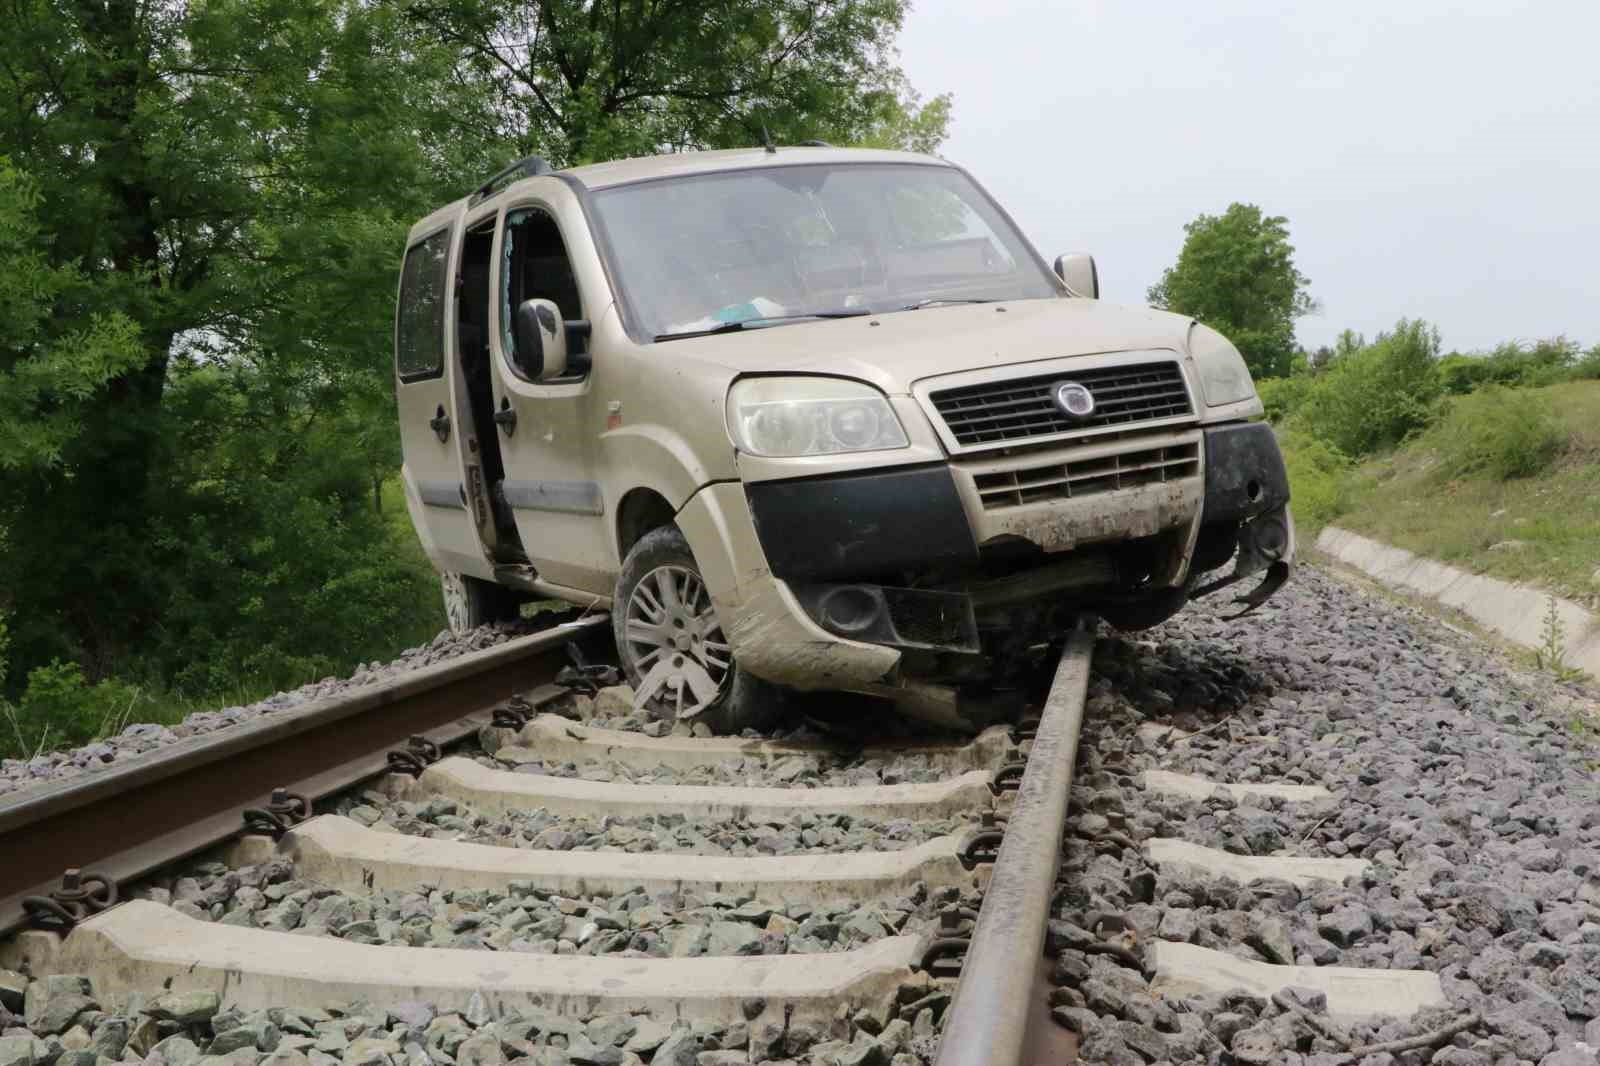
[0, 158, 145, 472]
[1147, 203, 1317, 379]
[0, 0, 491, 685]
[404, 0, 949, 164]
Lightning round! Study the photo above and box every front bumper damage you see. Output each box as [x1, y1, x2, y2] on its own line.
[1186, 421, 1295, 618]
[677, 419, 1293, 726]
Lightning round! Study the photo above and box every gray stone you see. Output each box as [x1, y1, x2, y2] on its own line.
[1537, 1049, 1595, 1066]
[129, 1016, 162, 1057]
[89, 1019, 129, 1061]
[566, 1045, 624, 1066]
[148, 992, 221, 1027]
[261, 1051, 310, 1066]
[621, 1020, 670, 1054]
[342, 1037, 400, 1066]
[217, 1025, 282, 1057]
[1316, 906, 1373, 947]
[151, 1037, 202, 1066]
[1230, 1023, 1278, 1064]
[387, 1005, 434, 1032]
[0, 1036, 34, 1066]
[461, 995, 492, 1030]
[451, 1036, 500, 1066]
[1247, 916, 1295, 965]
[28, 992, 98, 1036]
[650, 1031, 699, 1066]
[52, 1052, 96, 1066]
[1495, 1019, 1554, 1061]
[583, 1017, 636, 1049]
[592, 687, 635, 718]
[1157, 909, 1197, 942]
[706, 922, 764, 956]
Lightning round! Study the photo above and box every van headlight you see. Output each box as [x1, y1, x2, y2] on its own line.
[727, 377, 910, 457]
[1189, 323, 1257, 407]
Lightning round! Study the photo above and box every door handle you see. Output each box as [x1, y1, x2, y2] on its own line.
[494, 398, 518, 436]
[429, 405, 450, 443]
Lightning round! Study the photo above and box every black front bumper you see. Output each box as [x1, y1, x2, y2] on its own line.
[1201, 422, 1291, 525]
[745, 464, 978, 583]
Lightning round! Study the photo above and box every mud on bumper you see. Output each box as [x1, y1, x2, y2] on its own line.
[740, 420, 1293, 647]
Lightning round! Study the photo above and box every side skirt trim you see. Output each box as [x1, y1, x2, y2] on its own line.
[503, 479, 604, 516]
[416, 480, 464, 510]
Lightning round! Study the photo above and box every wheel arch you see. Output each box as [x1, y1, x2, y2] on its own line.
[616, 487, 678, 560]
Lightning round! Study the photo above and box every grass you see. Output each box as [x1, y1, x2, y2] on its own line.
[1327, 380, 1600, 606]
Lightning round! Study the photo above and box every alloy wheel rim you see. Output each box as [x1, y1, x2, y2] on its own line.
[440, 573, 470, 637]
[624, 564, 731, 717]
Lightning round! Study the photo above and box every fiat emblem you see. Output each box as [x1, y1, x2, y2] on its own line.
[1054, 381, 1096, 418]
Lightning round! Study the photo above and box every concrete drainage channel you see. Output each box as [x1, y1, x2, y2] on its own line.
[0, 596, 1537, 1065]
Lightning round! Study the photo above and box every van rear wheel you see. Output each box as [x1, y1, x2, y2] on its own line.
[613, 525, 781, 735]
[441, 572, 522, 636]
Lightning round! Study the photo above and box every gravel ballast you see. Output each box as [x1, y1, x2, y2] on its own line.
[329, 791, 967, 858]
[0, 968, 948, 1066]
[477, 751, 951, 790]
[128, 858, 969, 959]
[1044, 566, 1600, 1066]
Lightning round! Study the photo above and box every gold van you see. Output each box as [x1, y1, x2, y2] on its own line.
[396, 147, 1292, 732]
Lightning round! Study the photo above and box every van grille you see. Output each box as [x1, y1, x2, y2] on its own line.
[930, 361, 1192, 447]
[972, 439, 1200, 511]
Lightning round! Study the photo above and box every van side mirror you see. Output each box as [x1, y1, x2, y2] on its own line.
[512, 298, 568, 380]
[1053, 253, 1099, 299]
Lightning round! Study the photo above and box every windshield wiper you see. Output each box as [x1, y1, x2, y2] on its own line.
[897, 298, 996, 312]
[654, 308, 871, 342]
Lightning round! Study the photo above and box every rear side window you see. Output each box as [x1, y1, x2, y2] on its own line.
[395, 228, 452, 380]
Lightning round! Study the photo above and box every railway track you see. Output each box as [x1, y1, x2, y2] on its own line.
[0, 611, 1480, 1065]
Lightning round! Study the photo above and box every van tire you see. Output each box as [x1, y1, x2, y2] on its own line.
[442, 572, 522, 636]
[613, 525, 782, 735]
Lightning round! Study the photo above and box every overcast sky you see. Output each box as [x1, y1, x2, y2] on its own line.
[897, 0, 1600, 353]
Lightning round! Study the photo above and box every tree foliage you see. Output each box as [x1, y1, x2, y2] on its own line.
[1293, 319, 1443, 457]
[1147, 203, 1316, 379]
[1436, 337, 1587, 395]
[0, 159, 146, 470]
[404, 0, 949, 163]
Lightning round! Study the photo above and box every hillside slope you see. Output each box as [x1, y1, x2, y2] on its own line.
[1324, 380, 1600, 607]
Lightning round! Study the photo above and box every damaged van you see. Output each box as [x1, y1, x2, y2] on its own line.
[395, 147, 1292, 733]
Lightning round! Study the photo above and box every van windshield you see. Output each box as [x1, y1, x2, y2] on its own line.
[587, 163, 1060, 341]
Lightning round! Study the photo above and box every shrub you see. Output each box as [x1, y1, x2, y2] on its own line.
[1257, 373, 1313, 424]
[1278, 428, 1352, 528]
[1571, 345, 1600, 381]
[1421, 385, 1567, 481]
[2, 659, 143, 759]
[1295, 319, 1442, 456]
[1438, 338, 1582, 394]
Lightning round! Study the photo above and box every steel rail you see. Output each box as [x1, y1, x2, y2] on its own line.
[0, 617, 607, 937]
[934, 626, 1094, 1066]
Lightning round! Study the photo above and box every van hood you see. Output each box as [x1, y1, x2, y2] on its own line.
[664, 298, 1197, 394]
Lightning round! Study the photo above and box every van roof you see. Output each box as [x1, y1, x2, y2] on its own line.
[563, 146, 950, 190]
[405, 147, 952, 243]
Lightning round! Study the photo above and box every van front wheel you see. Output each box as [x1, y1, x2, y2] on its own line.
[613, 525, 781, 735]
[441, 572, 522, 636]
